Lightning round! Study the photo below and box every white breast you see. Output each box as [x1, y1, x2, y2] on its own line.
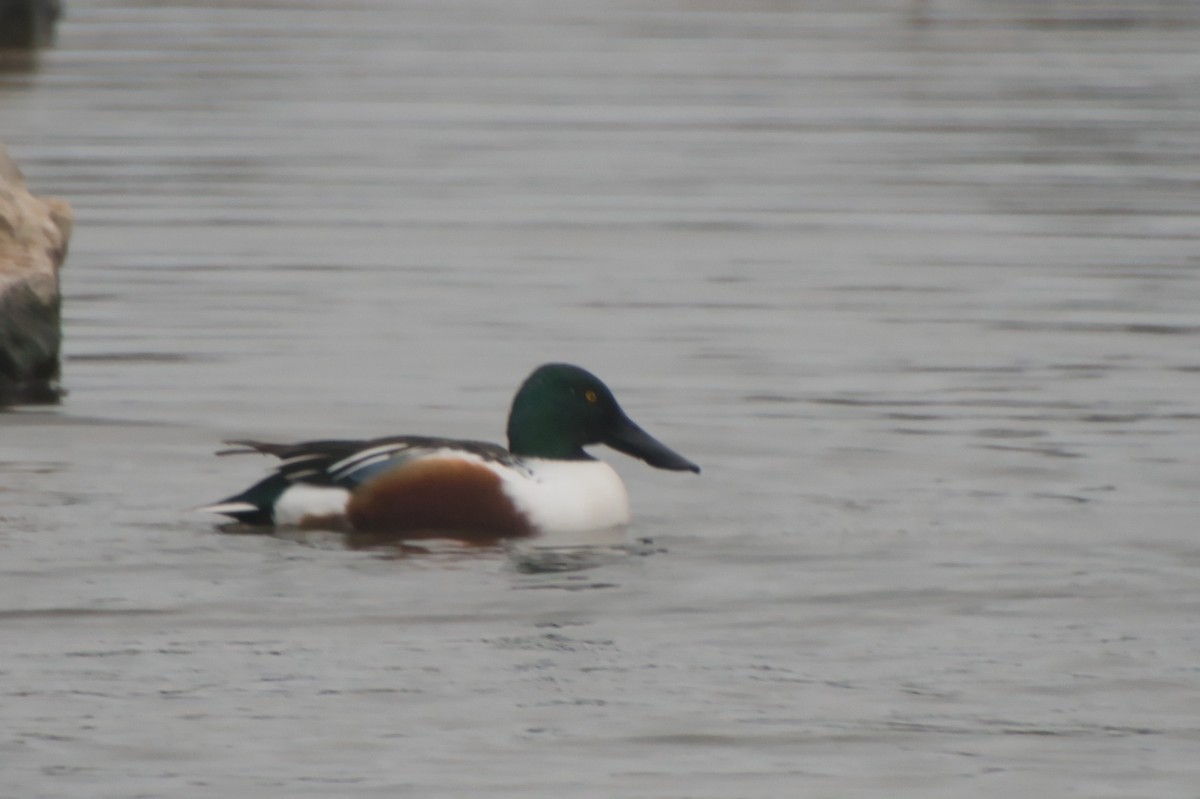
[498, 458, 631, 533]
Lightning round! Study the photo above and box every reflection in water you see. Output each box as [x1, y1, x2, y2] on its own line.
[505, 528, 659, 573]
[216, 517, 651, 573]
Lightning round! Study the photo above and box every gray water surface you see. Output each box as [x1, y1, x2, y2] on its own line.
[3, 2, 1200, 797]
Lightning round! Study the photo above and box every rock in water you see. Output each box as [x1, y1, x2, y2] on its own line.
[0, 144, 72, 405]
[0, 0, 62, 49]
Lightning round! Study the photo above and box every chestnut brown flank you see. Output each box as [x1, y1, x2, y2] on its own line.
[345, 458, 534, 544]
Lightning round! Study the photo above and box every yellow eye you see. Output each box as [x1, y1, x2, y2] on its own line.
[584, 389, 598, 403]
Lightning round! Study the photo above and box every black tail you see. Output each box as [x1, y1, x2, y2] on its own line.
[198, 472, 292, 526]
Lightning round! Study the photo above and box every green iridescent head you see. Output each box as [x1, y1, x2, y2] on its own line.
[505, 363, 699, 473]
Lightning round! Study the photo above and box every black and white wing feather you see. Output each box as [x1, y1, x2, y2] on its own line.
[218, 435, 522, 489]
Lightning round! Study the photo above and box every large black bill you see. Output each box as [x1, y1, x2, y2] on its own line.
[603, 414, 700, 473]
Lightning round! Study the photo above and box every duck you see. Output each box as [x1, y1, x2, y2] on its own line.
[199, 363, 699, 544]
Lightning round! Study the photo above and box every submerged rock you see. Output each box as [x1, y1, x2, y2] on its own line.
[0, 0, 62, 49]
[0, 144, 72, 405]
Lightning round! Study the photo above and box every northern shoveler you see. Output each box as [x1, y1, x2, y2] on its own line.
[199, 363, 699, 544]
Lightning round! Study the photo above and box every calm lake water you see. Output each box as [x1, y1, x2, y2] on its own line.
[3, 1, 1200, 796]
